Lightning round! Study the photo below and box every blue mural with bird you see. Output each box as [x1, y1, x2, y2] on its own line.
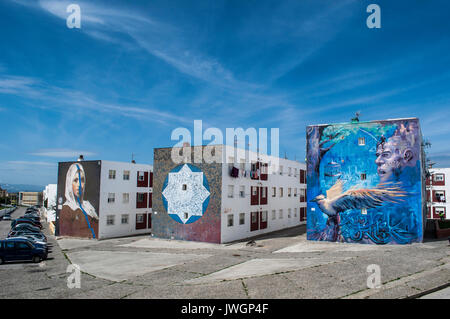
[306, 118, 425, 244]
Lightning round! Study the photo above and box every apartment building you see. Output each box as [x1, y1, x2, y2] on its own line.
[43, 184, 57, 223]
[426, 167, 449, 219]
[55, 158, 153, 239]
[152, 144, 307, 244]
[18, 191, 43, 207]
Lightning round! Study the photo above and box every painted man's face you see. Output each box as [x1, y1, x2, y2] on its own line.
[72, 170, 85, 199]
[375, 137, 414, 182]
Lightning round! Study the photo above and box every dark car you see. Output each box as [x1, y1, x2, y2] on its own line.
[5, 237, 51, 254]
[8, 224, 41, 237]
[25, 210, 40, 216]
[11, 218, 42, 229]
[0, 238, 47, 264]
[8, 231, 47, 242]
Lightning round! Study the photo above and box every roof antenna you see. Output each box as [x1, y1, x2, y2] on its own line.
[351, 111, 361, 123]
[131, 153, 136, 164]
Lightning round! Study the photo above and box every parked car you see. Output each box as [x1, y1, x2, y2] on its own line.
[25, 209, 40, 216]
[11, 218, 42, 229]
[0, 238, 47, 264]
[2, 214, 11, 221]
[8, 224, 41, 237]
[8, 231, 47, 242]
[5, 237, 50, 254]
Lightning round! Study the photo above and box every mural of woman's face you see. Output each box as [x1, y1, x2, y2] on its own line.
[72, 169, 85, 199]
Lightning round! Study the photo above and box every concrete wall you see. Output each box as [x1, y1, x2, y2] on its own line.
[306, 118, 425, 244]
[220, 145, 306, 243]
[152, 146, 222, 243]
[98, 161, 153, 239]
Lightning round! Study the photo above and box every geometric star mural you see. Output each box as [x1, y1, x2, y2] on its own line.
[162, 164, 210, 224]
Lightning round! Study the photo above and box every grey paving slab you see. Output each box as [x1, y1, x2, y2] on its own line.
[243, 274, 307, 299]
[420, 286, 450, 299]
[120, 237, 246, 250]
[185, 256, 351, 284]
[66, 250, 212, 282]
[125, 280, 248, 299]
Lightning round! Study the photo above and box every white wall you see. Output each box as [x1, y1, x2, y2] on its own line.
[220, 145, 307, 243]
[98, 161, 153, 239]
[43, 184, 57, 222]
[428, 167, 450, 219]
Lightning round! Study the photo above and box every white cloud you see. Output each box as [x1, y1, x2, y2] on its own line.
[30, 149, 97, 158]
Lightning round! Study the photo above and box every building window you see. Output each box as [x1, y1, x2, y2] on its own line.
[240, 160, 245, 172]
[123, 170, 130, 180]
[137, 193, 145, 202]
[121, 214, 129, 224]
[182, 184, 187, 191]
[288, 167, 292, 176]
[136, 214, 144, 223]
[272, 164, 277, 175]
[279, 187, 283, 197]
[138, 172, 145, 181]
[107, 215, 115, 225]
[261, 187, 267, 198]
[294, 168, 298, 177]
[288, 188, 292, 197]
[435, 191, 446, 202]
[261, 211, 268, 223]
[279, 165, 283, 175]
[358, 137, 366, 146]
[288, 208, 291, 218]
[239, 186, 245, 198]
[434, 174, 444, 182]
[109, 170, 116, 179]
[227, 214, 234, 227]
[252, 187, 258, 196]
[272, 210, 276, 220]
[123, 193, 129, 204]
[361, 173, 367, 180]
[108, 193, 115, 203]
[294, 188, 298, 197]
[272, 187, 276, 197]
[279, 209, 283, 219]
[294, 208, 298, 217]
[228, 185, 234, 198]
[239, 213, 245, 225]
[435, 207, 446, 218]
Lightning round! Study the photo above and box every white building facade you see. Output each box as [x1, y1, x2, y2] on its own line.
[426, 167, 449, 219]
[220, 145, 307, 243]
[98, 161, 153, 239]
[43, 184, 57, 223]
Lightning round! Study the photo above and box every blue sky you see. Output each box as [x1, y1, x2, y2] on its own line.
[0, 0, 449, 186]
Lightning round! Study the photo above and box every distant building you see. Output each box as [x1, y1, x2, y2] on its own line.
[426, 167, 449, 219]
[43, 184, 57, 223]
[0, 186, 7, 198]
[306, 117, 426, 244]
[18, 191, 43, 207]
[55, 158, 153, 239]
[152, 144, 307, 244]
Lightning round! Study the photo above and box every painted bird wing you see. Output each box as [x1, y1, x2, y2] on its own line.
[331, 184, 407, 212]
[326, 179, 344, 200]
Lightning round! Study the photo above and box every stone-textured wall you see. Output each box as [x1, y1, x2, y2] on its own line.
[152, 146, 223, 243]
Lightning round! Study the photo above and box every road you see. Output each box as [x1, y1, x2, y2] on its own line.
[0, 207, 449, 299]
